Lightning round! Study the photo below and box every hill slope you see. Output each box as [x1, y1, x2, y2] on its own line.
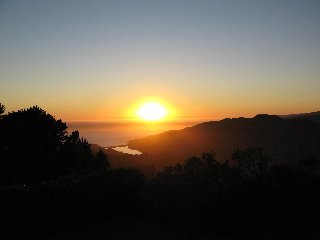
[279, 111, 320, 124]
[128, 114, 320, 167]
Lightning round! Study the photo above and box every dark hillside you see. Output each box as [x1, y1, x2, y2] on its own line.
[128, 114, 320, 167]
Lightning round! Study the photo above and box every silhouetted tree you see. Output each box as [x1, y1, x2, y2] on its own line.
[1, 146, 320, 239]
[95, 149, 111, 170]
[0, 103, 5, 116]
[0, 106, 108, 185]
[231, 147, 270, 178]
[298, 156, 320, 176]
[183, 152, 218, 174]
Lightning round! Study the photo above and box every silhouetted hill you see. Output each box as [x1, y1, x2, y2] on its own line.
[128, 114, 320, 167]
[279, 111, 320, 124]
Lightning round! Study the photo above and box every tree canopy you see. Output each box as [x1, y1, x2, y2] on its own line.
[0, 106, 109, 185]
[0, 103, 5, 116]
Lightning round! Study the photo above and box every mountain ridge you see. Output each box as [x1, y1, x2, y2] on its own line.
[279, 110, 320, 123]
[128, 113, 320, 167]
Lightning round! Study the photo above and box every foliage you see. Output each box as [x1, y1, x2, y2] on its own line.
[95, 149, 111, 170]
[1, 148, 320, 238]
[0, 103, 5, 115]
[231, 147, 270, 177]
[0, 106, 109, 185]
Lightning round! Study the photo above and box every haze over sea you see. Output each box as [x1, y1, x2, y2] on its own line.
[67, 120, 202, 147]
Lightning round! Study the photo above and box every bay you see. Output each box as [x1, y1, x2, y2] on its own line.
[67, 120, 201, 147]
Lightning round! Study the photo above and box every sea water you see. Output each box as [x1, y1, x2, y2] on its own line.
[111, 146, 142, 155]
[67, 120, 200, 147]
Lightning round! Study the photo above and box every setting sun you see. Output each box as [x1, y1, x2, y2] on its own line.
[137, 102, 168, 121]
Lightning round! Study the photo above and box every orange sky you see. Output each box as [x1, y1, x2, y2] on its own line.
[1, 1, 319, 121]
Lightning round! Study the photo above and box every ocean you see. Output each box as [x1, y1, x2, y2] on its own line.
[67, 120, 201, 147]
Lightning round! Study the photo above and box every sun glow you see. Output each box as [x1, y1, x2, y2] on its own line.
[137, 102, 168, 121]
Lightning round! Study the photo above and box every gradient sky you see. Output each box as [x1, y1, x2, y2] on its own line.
[1, 0, 319, 121]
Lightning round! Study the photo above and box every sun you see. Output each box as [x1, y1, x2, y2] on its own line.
[136, 102, 168, 121]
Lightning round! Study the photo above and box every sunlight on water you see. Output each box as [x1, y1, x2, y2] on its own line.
[111, 146, 142, 155]
[67, 120, 201, 147]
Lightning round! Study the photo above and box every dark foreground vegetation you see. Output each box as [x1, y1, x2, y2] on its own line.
[1, 105, 320, 239]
